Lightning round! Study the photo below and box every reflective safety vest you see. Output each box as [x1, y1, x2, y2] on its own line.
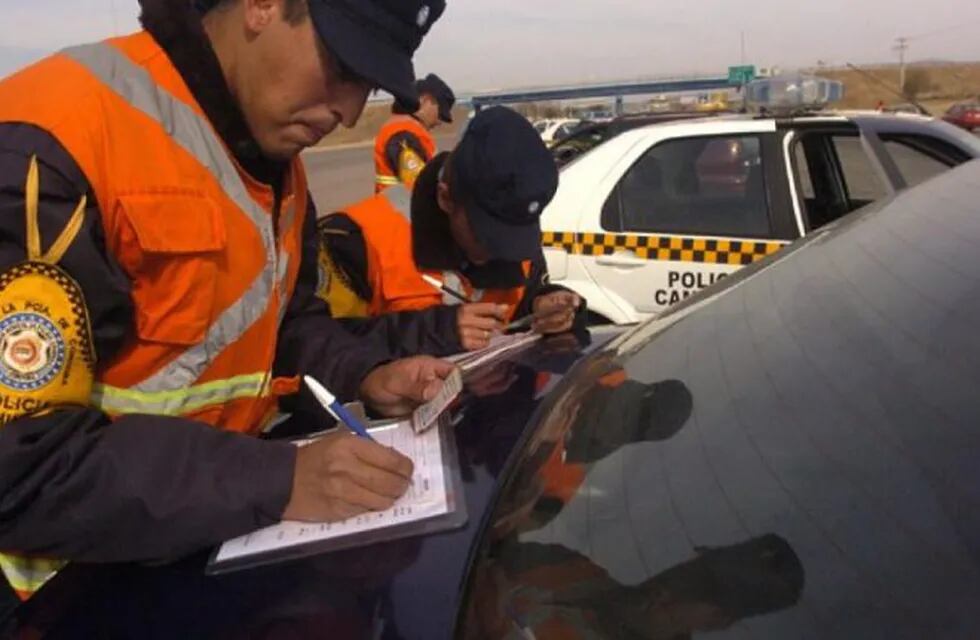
[373, 115, 436, 193]
[0, 32, 307, 598]
[326, 186, 528, 321]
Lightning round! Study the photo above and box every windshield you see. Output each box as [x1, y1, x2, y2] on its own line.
[457, 161, 980, 639]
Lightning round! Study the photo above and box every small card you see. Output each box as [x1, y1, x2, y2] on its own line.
[411, 368, 462, 433]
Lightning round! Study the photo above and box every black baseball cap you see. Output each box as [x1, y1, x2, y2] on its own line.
[418, 73, 456, 122]
[448, 107, 559, 262]
[308, 0, 446, 111]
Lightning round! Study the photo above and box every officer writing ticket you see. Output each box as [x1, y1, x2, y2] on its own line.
[213, 419, 449, 566]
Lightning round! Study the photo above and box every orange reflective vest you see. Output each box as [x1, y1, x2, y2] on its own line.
[0, 32, 306, 598]
[330, 186, 528, 320]
[373, 115, 436, 193]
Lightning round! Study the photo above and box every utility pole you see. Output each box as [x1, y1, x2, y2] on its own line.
[740, 31, 746, 65]
[893, 36, 909, 94]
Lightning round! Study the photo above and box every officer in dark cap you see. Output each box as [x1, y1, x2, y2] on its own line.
[320, 106, 587, 355]
[0, 0, 454, 604]
[374, 72, 457, 193]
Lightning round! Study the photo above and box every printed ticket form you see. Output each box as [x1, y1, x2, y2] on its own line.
[212, 418, 451, 569]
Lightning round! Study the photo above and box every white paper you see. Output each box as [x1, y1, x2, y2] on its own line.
[446, 332, 542, 373]
[214, 420, 449, 563]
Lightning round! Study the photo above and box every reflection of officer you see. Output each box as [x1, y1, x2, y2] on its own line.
[320, 107, 586, 357]
[494, 534, 804, 640]
[493, 374, 694, 537]
[374, 73, 456, 193]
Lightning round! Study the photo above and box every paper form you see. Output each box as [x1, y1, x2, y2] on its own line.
[445, 332, 542, 373]
[411, 368, 463, 433]
[214, 419, 449, 563]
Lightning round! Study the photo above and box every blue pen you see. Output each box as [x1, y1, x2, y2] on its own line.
[303, 375, 375, 441]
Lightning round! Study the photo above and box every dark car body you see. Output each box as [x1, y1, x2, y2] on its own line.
[459, 160, 980, 638]
[943, 101, 980, 131]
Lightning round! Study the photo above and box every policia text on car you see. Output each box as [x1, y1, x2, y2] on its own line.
[0, 0, 455, 604]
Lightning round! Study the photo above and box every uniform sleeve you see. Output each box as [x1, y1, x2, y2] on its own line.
[0, 124, 295, 562]
[384, 131, 430, 189]
[340, 305, 462, 359]
[316, 213, 463, 358]
[273, 198, 391, 413]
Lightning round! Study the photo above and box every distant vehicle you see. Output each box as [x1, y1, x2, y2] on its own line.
[532, 118, 584, 144]
[550, 111, 730, 168]
[540, 105, 980, 324]
[885, 103, 930, 115]
[943, 101, 980, 131]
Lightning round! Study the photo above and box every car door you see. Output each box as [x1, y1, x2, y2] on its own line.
[580, 132, 793, 316]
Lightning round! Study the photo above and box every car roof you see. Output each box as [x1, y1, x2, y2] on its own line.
[462, 160, 980, 637]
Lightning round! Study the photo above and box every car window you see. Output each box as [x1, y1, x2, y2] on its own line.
[554, 124, 574, 140]
[831, 135, 887, 202]
[790, 130, 887, 231]
[882, 139, 953, 188]
[601, 135, 772, 238]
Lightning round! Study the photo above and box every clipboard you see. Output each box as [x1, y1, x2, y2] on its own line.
[206, 414, 467, 575]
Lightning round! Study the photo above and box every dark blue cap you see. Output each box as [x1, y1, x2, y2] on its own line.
[449, 107, 559, 262]
[308, 0, 446, 110]
[418, 73, 456, 122]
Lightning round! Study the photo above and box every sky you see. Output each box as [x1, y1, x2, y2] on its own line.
[1, 0, 978, 93]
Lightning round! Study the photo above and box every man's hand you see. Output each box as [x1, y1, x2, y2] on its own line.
[359, 356, 456, 417]
[532, 291, 580, 335]
[283, 431, 414, 522]
[457, 303, 508, 351]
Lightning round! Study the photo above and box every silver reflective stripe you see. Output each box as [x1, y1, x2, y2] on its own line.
[383, 184, 412, 219]
[62, 43, 279, 391]
[276, 199, 298, 328]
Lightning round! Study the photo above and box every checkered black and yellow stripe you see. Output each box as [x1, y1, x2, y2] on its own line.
[542, 231, 786, 266]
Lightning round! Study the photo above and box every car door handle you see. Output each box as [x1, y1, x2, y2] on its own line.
[596, 253, 647, 268]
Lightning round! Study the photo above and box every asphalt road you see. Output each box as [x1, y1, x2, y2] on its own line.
[302, 134, 457, 215]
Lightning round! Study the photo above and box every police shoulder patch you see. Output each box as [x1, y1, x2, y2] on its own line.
[397, 143, 426, 188]
[0, 262, 94, 424]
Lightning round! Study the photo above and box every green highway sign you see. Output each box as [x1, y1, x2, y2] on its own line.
[728, 65, 756, 85]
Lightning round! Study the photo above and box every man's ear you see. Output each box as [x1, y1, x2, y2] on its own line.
[436, 180, 454, 215]
[242, 0, 279, 32]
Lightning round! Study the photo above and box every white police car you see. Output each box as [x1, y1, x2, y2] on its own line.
[541, 76, 980, 324]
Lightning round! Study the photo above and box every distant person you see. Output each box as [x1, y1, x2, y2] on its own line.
[374, 73, 455, 193]
[320, 106, 585, 355]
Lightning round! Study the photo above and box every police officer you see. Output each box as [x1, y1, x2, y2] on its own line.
[0, 0, 451, 603]
[320, 106, 585, 355]
[374, 73, 456, 193]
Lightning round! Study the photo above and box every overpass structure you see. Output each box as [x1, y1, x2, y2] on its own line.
[469, 76, 740, 114]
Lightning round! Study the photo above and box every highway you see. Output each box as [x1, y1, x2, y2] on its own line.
[302, 134, 457, 214]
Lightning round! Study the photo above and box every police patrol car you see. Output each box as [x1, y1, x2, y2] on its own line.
[540, 76, 980, 324]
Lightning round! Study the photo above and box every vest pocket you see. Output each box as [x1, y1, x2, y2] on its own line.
[116, 193, 227, 346]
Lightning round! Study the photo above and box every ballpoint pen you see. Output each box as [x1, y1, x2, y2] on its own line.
[303, 375, 375, 441]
